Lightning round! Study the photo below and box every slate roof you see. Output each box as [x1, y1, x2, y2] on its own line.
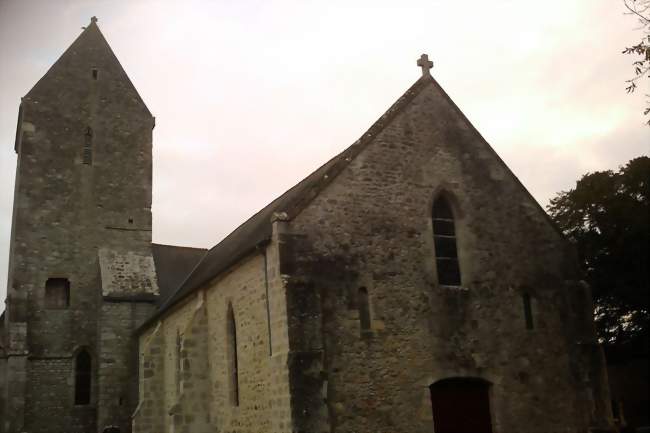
[151, 243, 207, 306]
[136, 74, 432, 331]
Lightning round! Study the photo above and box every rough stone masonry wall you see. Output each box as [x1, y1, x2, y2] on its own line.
[136, 295, 211, 433]
[132, 324, 165, 433]
[135, 231, 292, 433]
[4, 22, 156, 433]
[286, 80, 612, 433]
[98, 249, 159, 297]
[169, 297, 211, 433]
[97, 301, 156, 430]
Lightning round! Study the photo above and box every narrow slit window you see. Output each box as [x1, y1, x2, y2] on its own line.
[92, 68, 98, 80]
[523, 293, 534, 330]
[175, 331, 182, 393]
[612, 399, 621, 421]
[45, 278, 70, 309]
[75, 349, 92, 405]
[83, 127, 93, 165]
[358, 287, 371, 332]
[432, 196, 461, 286]
[227, 303, 239, 406]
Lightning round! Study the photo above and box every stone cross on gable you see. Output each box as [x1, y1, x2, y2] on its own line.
[417, 54, 433, 76]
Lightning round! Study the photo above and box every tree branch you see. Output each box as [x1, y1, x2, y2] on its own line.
[624, 0, 650, 24]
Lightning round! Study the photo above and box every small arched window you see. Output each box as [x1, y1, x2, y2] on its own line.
[75, 349, 92, 405]
[358, 287, 371, 332]
[227, 303, 239, 406]
[432, 195, 461, 286]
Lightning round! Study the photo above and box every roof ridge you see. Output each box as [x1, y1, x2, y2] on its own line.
[185, 73, 431, 267]
[152, 243, 208, 251]
[138, 74, 434, 331]
[284, 74, 433, 219]
[426, 78, 567, 241]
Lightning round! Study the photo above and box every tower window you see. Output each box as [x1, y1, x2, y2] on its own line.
[227, 303, 239, 406]
[358, 287, 371, 332]
[83, 127, 93, 165]
[75, 349, 92, 405]
[175, 330, 182, 394]
[92, 68, 98, 80]
[432, 195, 461, 286]
[45, 278, 70, 309]
[523, 293, 534, 330]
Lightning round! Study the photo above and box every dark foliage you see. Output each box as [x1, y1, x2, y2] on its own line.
[548, 157, 649, 347]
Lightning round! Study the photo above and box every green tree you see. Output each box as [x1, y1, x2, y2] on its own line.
[547, 156, 649, 347]
[622, 0, 650, 125]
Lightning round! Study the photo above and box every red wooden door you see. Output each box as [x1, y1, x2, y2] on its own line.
[430, 378, 493, 433]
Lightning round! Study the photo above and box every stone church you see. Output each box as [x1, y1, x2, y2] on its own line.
[0, 17, 615, 433]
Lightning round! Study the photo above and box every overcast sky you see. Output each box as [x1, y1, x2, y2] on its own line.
[0, 0, 648, 302]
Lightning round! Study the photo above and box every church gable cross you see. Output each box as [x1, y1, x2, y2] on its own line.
[417, 54, 433, 76]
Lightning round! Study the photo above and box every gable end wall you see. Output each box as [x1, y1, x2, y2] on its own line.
[283, 81, 612, 433]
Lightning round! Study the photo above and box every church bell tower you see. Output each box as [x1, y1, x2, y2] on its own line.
[2, 17, 158, 433]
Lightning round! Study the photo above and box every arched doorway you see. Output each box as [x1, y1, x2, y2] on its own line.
[429, 378, 493, 433]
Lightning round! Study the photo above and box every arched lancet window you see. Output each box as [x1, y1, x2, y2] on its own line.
[522, 293, 534, 330]
[432, 195, 461, 286]
[227, 303, 239, 406]
[175, 330, 183, 393]
[83, 127, 93, 165]
[75, 349, 92, 405]
[358, 287, 371, 332]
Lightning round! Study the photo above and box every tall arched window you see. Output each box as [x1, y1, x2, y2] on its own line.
[83, 127, 93, 165]
[227, 303, 239, 406]
[522, 293, 534, 330]
[75, 349, 92, 405]
[432, 195, 461, 286]
[175, 330, 183, 393]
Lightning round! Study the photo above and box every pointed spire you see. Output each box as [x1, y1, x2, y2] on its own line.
[22, 16, 152, 117]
